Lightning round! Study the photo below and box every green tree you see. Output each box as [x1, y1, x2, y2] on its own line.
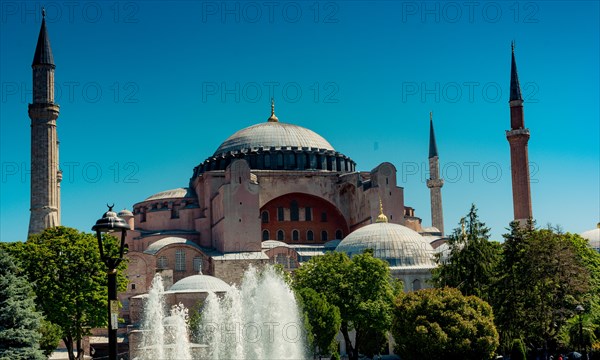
[431, 204, 501, 303]
[294, 250, 397, 360]
[0, 248, 45, 360]
[296, 287, 342, 357]
[39, 319, 62, 357]
[492, 223, 592, 353]
[5, 227, 127, 360]
[509, 338, 526, 360]
[392, 287, 499, 360]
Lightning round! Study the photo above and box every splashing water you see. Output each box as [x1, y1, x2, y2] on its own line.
[138, 266, 307, 359]
[198, 266, 308, 359]
[138, 274, 192, 360]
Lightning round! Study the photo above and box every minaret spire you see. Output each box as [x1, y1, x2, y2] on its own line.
[506, 43, 532, 225]
[426, 112, 444, 235]
[32, 7, 54, 67]
[510, 41, 523, 103]
[28, 9, 61, 236]
[267, 98, 279, 122]
[429, 111, 438, 158]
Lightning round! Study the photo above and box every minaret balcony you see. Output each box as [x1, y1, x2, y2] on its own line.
[506, 128, 530, 138]
[427, 178, 444, 188]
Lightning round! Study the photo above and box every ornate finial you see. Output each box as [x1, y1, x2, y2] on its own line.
[42, 7, 46, 18]
[430, 111, 433, 121]
[267, 98, 279, 122]
[375, 197, 388, 223]
[107, 203, 114, 211]
[511, 40, 515, 53]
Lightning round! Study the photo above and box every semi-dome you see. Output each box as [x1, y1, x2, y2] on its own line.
[215, 121, 335, 156]
[168, 274, 230, 293]
[336, 221, 436, 268]
[145, 187, 195, 201]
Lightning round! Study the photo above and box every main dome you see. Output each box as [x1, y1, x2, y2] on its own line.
[193, 106, 356, 175]
[214, 121, 335, 156]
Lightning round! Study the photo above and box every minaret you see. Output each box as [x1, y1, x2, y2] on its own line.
[28, 8, 61, 236]
[506, 42, 532, 224]
[426, 112, 444, 235]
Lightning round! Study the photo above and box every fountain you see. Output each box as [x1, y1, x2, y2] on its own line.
[135, 265, 308, 360]
[136, 274, 193, 360]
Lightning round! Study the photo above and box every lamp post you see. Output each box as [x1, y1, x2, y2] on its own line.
[92, 205, 130, 360]
[575, 304, 584, 355]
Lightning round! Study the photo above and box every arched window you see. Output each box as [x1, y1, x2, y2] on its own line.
[262, 229, 270, 241]
[321, 212, 327, 222]
[261, 210, 269, 223]
[277, 153, 284, 169]
[305, 207, 312, 221]
[175, 250, 186, 271]
[307, 230, 314, 242]
[321, 231, 328, 242]
[412, 279, 421, 291]
[277, 207, 284, 221]
[292, 230, 299, 241]
[264, 153, 271, 167]
[277, 230, 285, 241]
[193, 256, 203, 273]
[335, 230, 343, 239]
[290, 200, 299, 221]
[157, 256, 168, 269]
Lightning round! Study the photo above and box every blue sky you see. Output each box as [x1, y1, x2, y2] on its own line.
[1, 1, 598, 242]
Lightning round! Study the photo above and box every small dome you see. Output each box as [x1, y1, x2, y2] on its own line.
[336, 222, 436, 268]
[214, 121, 334, 156]
[118, 209, 133, 217]
[580, 225, 600, 251]
[169, 274, 230, 293]
[145, 187, 194, 201]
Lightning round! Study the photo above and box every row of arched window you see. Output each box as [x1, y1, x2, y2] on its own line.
[263, 229, 343, 242]
[156, 252, 203, 272]
[262, 207, 327, 223]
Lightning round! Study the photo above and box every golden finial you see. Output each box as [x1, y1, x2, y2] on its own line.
[267, 98, 279, 122]
[375, 197, 388, 223]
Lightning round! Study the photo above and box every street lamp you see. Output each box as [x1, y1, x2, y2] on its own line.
[92, 205, 130, 360]
[575, 304, 584, 355]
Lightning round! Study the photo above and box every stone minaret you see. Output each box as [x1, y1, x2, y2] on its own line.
[426, 112, 444, 235]
[28, 9, 61, 236]
[506, 43, 532, 224]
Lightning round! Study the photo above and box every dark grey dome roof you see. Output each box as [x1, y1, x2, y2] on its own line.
[214, 121, 334, 156]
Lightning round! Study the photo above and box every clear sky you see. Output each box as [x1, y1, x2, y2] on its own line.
[1, 1, 598, 242]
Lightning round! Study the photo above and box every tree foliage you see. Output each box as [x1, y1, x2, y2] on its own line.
[296, 287, 341, 357]
[294, 249, 397, 360]
[392, 287, 499, 360]
[431, 204, 501, 303]
[4, 226, 127, 360]
[0, 248, 45, 360]
[492, 222, 593, 353]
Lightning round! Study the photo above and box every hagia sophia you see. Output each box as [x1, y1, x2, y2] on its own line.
[24, 8, 599, 337]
